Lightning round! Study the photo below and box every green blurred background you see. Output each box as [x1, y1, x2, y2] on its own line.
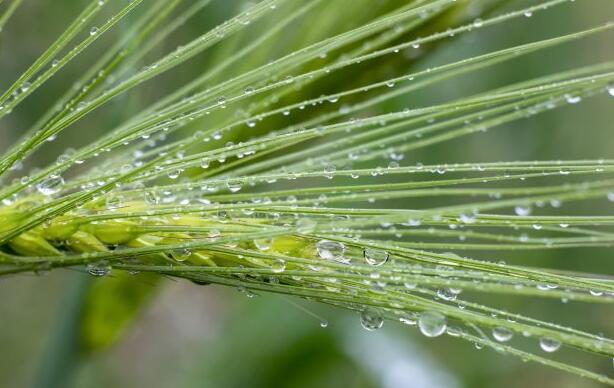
[1, 0, 613, 387]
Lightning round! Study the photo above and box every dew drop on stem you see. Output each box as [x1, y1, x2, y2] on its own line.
[539, 337, 561, 353]
[360, 310, 383, 331]
[418, 311, 447, 337]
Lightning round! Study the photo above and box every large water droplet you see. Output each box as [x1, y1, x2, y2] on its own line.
[360, 310, 384, 331]
[226, 179, 243, 192]
[418, 311, 447, 337]
[539, 337, 561, 353]
[86, 262, 111, 277]
[271, 259, 286, 273]
[363, 248, 389, 266]
[144, 191, 160, 205]
[316, 240, 347, 263]
[254, 238, 272, 251]
[167, 169, 181, 179]
[492, 326, 513, 342]
[36, 175, 65, 196]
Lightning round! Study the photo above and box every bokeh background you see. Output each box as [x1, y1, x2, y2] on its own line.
[1, 0, 614, 387]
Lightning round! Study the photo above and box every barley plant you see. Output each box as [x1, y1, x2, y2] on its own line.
[1, 0, 614, 386]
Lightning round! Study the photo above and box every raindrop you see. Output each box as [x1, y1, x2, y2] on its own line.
[171, 248, 192, 261]
[565, 94, 582, 104]
[539, 337, 561, 353]
[323, 164, 336, 179]
[436, 288, 459, 301]
[86, 262, 111, 277]
[144, 191, 160, 205]
[316, 240, 347, 263]
[226, 179, 243, 192]
[418, 311, 447, 337]
[514, 205, 532, 216]
[360, 310, 384, 331]
[271, 259, 286, 273]
[36, 175, 64, 196]
[492, 327, 513, 342]
[253, 238, 272, 251]
[167, 169, 181, 179]
[89, 27, 99, 36]
[363, 248, 389, 266]
[459, 213, 477, 224]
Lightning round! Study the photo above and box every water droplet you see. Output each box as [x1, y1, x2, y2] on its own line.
[418, 311, 447, 337]
[323, 164, 336, 179]
[316, 240, 348, 263]
[171, 248, 192, 261]
[360, 310, 384, 331]
[436, 288, 459, 301]
[363, 248, 389, 266]
[253, 238, 272, 251]
[316, 240, 347, 263]
[539, 337, 561, 353]
[492, 327, 513, 342]
[399, 315, 417, 326]
[226, 179, 243, 192]
[86, 262, 111, 276]
[144, 191, 160, 205]
[565, 94, 582, 104]
[514, 205, 532, 216]
[36, 175, 64, 196]
[167, 169, 181, 179]
[90, 27, 99, 36]
[459, 213, 477, 224]
[271, 259, 286, 273]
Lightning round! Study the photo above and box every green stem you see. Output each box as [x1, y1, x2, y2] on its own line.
[31, 272, 91, 388]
